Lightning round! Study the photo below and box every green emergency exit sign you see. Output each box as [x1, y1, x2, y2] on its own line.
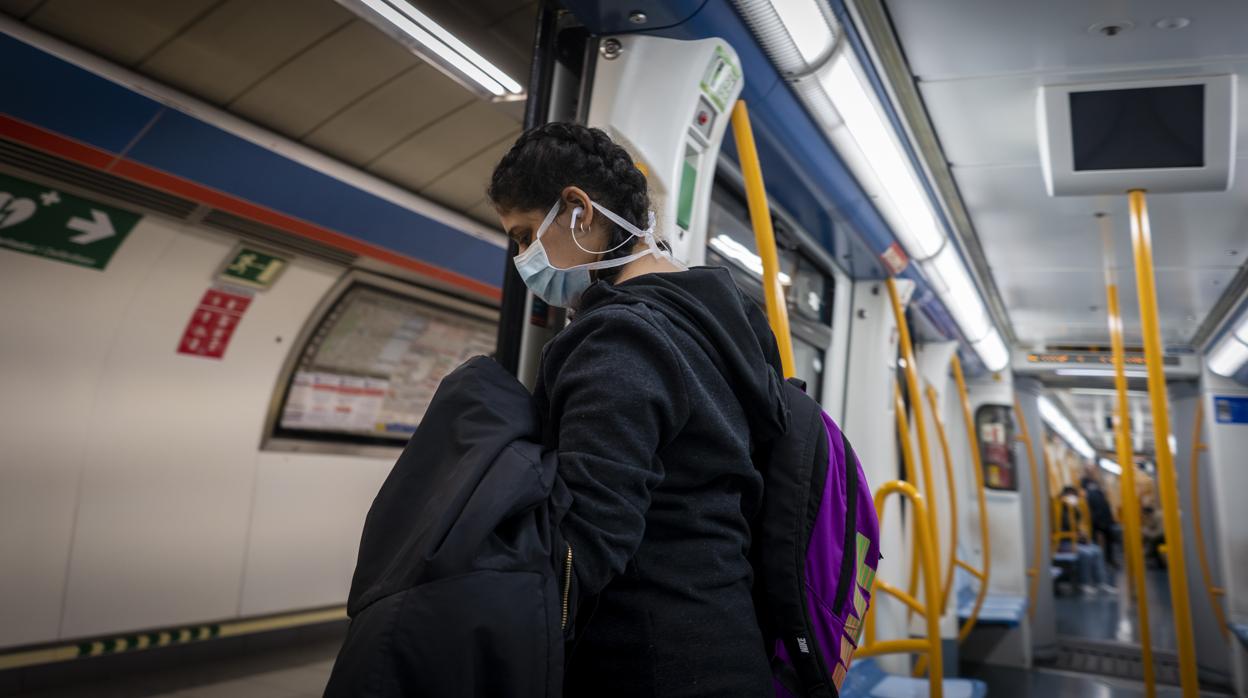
[218, 245, 288, 289]
[0, 172, 141, 270]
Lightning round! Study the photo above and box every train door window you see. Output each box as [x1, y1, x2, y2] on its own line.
[265, 272, 497, 452]
[976, 404, 1018, 491]
[705, 184, 835, 403]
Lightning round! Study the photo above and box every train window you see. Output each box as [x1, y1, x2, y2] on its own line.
[266, 273, 497, 452]
[975, 404, 1018, 491]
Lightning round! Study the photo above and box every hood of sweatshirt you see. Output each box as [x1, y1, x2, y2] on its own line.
[576, 266, 790, 444]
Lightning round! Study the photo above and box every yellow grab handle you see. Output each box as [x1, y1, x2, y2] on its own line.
[730, 100, 795, 378]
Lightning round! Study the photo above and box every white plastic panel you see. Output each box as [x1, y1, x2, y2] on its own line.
[914, 341, 959, 634]
[0, 216, 175, 648]
[841, 279, 904, 673]
[59, 225, 342, 638]
[1201, 369, 1248, 695]
[238, 452, 391, 616]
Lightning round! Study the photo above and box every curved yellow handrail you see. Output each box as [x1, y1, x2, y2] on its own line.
[893, 383, 923, 623]
[1051, 498, 1080, 553]
[885, 278, 941, 617]
[730, 100, 795, 379]
[1013, 396, 1044, 620]
[1190, 399, 1229, 640]
[951, 354, 990, 643]
[857, 480, 943, 698]
[925, 384, 959, 617]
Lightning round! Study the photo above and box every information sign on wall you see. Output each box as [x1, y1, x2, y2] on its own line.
[1213, 396, 1248, 424]
[276, 284, 495, 441]
[177, 288, 253, 360]
[0, 172, 140, 270]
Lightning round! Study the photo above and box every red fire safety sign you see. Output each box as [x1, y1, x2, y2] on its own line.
[177, 288, 252, 359]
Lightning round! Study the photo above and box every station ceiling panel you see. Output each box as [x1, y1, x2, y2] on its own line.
[1, 0, 534, 229]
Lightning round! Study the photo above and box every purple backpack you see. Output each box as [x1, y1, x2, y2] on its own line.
[755, 378, 881, 697]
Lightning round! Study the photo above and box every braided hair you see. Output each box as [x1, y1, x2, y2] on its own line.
[488, 123, 660, 277]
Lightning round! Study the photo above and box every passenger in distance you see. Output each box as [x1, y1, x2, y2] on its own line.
[488, 123, 789, 697]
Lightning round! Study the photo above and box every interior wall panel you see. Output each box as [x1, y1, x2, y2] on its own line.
[0, 216, 177, 649]
[238, 452, 391, 617]
[58, 221, 342, 639]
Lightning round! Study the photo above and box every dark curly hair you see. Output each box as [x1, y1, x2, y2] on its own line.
[488, 123, 660, 275]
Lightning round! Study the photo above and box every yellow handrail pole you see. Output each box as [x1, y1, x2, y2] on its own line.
[730, 100, 795, 378]
[952, 354, 991, 643]
[856, 480, 943, 698]
[925, 384, 959, 616]
[1190, 400, 1229, 640]
[1013, 396, 1044, 620]
[885, 277, 942, 606]
[894, 384, 919, 485]
[894, 383, 922, 619]
[911, 384, 959, 678]
[1127, 189, 1198, 697]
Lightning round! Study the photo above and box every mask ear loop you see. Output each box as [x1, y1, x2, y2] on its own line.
[571, 210, 643, 256]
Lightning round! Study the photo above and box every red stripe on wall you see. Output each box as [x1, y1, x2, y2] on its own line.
[0, 114, 501, 301]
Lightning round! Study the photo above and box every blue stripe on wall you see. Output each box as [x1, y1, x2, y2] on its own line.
[0, 33, 504, 288]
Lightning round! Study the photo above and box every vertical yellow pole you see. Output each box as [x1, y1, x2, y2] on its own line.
[1127, 189, 1198, 697]
[926, 384, 959, 616]
[1101, 213, 1155, 697]
[952, 354, 992, 643]
[731, 100, 795, 378]
[1189, 400, 1229, 640]
[1013, 396, 1044, 619]
[885, 277, 942, 608]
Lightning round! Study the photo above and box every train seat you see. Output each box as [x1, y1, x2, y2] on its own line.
[841, 658, 988, 698]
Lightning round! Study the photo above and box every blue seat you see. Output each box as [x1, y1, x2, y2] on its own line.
[1232, 623, 1248, 650]
[841, 658, 988, 698]
[955, 583, 1027, 627]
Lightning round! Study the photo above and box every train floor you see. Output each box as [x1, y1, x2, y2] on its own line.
[1055, 563, 1177, 649]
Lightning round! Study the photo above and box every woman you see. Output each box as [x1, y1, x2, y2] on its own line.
[488, 123, 789, 696]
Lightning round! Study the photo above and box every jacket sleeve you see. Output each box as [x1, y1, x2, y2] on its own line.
[545, 306, 691, 596]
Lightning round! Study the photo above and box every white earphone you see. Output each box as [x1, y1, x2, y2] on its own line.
[570, 205, 584, 231]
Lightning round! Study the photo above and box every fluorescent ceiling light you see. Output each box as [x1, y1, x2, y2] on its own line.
[769, 0, 835, 65]
[1069, 388, 1149, 397]
[1055, 367, 1149, 378]
[1099, 458, 1122, 475]
[922, 245, 990, 342]
[1038, 396, 1095, 459]
[972, 330, 1009, 372]
[818, 53, 944, 260]
[1235, 314, 1248, 344]
[1206, 335, 1248, 377]
[349, 0, 522, 98]
[710, 234, 792, 285]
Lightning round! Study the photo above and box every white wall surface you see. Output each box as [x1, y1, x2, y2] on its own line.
[1201, 368, 1248, 696]
[0, 201, 398, 649]
[842, 279, 905, 673]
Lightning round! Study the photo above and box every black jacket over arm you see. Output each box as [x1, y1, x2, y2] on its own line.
[326, 357, 571, 698]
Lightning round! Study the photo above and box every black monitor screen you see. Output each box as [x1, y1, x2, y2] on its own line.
[1069, 85, 1204, 171]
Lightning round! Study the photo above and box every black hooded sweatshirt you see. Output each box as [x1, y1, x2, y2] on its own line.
[534, 266, 790, 697]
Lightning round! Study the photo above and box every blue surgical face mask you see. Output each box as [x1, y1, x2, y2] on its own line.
[513, 199, 671, 308]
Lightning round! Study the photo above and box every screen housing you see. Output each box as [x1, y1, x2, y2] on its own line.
[1037, 75, 1236, 195]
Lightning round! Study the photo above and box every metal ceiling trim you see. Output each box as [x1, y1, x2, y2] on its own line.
[0, 138, 197, 220]
[843, 0, 1017, 346]
[1190, 262, 1248, 350]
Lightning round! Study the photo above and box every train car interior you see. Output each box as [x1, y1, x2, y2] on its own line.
[1, 0, 1246, 696]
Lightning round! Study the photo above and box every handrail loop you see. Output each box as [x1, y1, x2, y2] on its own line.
[857, 480, 944, 698]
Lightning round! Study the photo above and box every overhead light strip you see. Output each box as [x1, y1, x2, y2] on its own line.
[350, 0, 522, 99]
[1038, 396, 1096, 459]
[734, 0, 1007, 373]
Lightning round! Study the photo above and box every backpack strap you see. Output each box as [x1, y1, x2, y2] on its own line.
[831, 433, 860, 616]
